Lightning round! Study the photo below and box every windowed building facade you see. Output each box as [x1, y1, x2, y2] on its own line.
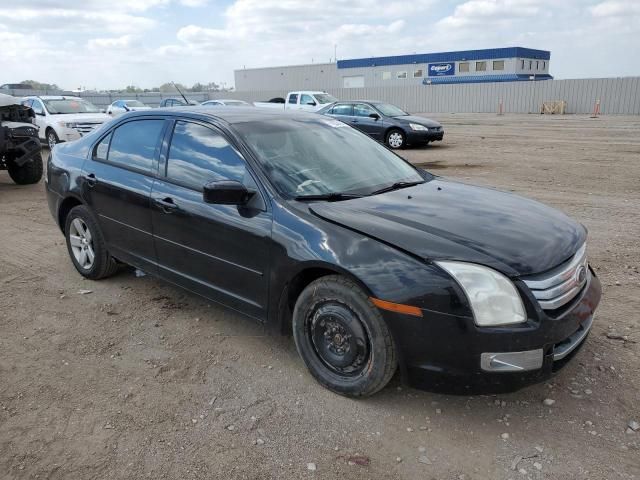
[234, 47, 552, 91]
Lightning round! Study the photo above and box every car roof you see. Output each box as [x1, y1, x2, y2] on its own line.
[25, 95, 82, 100]
[332, 100, 383, 105]
[124, 106, 320, 125]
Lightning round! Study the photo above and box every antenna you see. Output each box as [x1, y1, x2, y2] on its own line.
[171, 81, 190, 105]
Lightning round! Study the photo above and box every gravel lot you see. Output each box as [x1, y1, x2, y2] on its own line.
[1, 113, 639, 479]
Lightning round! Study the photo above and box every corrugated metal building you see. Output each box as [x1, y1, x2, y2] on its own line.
[234, 47, 552, 91]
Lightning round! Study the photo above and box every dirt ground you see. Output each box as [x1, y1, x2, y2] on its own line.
[1, 113, 639, 480]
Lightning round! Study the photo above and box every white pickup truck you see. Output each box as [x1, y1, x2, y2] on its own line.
[254, 91, 338, 112]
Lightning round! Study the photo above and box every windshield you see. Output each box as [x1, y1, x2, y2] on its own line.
[375, 103, 408, 117]
[314, 93, 338, 104]
[125, 100, 146, 107]
[43, 98, 101, 114]
[234, 117, 424, 198]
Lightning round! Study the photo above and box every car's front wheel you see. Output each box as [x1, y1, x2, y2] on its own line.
[47, 129, 59, 150]
[386, 129, 406, 149]
[292, 275, 397, 397]
[64, 205, 118, 280]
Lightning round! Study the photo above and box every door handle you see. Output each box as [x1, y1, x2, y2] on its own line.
[85, 173, 97, 187]
[154, 197, 178, 213]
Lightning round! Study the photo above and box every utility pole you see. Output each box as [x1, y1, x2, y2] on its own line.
[334, 44, 337, 62]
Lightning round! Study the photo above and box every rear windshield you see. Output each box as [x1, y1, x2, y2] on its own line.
[314, 93, 338, 104]
[43, 98, 101, 114]
[125, 100, 146, 107]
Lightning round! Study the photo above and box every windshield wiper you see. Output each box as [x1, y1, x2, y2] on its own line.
[294, 192, 364, 202]
[370, 180, 425, 196]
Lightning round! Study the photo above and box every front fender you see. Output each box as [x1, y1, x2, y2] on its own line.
[267, 201, 473, 332]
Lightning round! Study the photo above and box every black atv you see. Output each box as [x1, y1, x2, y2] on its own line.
[0, 93, 43, 185]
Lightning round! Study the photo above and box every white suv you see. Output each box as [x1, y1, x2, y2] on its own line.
[21, 96, 111, 149]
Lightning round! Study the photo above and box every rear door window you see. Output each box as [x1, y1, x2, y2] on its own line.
[288, 94, 298, 104]
[166, 121, 248, 191]
[106, 119, 165, 174]
[31, 100, 44, 115]
[330, 104, 353, 116]
[93, 133, 111, 161]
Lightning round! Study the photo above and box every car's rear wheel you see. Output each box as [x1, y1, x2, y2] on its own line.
[47, 129, 59, 150]
[386, 129, 406, 149]
[65, 205, 118, 280]
[6, 153, 43, 185]
[292, 275, 397, 397]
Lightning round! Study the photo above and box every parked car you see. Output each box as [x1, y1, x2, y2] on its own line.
[0, 93, 43, 184]
[318, 101, 443, 149]
[21, 96, 111, 149]
[106, 99, 152, 117]
[254, 91, 337, 112]
[159, 98, 199, 107]
[201, 99, 252, 107]
[45, 108, 601, 397]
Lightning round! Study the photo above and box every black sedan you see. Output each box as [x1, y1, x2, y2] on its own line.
[317, 100, 443, 149]
[45, 108, 600, 396]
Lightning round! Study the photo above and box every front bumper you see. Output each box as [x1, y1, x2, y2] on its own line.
[57, 127, 82, 142]
[384, 269, 601, 394]
[406, 129, 444, 144]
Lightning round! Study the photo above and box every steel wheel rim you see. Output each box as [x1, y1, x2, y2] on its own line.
[388, 132, 403, 148]
[308, 301, 370, 377]
[69, 218, 95, 270]
[48, 132, 57, 150]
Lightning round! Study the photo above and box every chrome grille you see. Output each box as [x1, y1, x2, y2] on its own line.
[74, 122, 103, 134]
[523, 243, 589, 310]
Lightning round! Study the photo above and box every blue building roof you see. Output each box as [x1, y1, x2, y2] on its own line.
[423, 74, 553, 85]
[337, 47, 551, 69]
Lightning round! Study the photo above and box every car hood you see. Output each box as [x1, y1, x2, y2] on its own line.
[393, 115, 441, 127]
[49, 113, 111, 123]
[308, 178, 586, 277]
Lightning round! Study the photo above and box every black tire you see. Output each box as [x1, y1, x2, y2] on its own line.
[46, 129, 59, 150]
[64, 205, 118, 280]
[292, 275, 397, 397]
[7, 153, 43, 185]
[385, 129, 406, 149]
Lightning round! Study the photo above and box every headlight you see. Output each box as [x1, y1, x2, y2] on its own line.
[409, 123, 428, 131]
[58, 121, 79, 129]
[436, 261, 526, 327]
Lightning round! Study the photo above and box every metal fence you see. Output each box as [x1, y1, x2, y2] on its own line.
[5, 77, 640, 114]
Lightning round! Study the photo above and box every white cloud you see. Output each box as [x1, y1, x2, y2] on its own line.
[590, 0, 640, 17]
[87, 34, 137, 50]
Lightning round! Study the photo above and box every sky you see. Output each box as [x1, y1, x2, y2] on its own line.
[1, 0, 639, 90]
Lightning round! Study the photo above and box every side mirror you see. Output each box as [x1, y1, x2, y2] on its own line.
[306, 101, 316, 106]
[203, 180, 255, 205]
[369, 113, 380, 120]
